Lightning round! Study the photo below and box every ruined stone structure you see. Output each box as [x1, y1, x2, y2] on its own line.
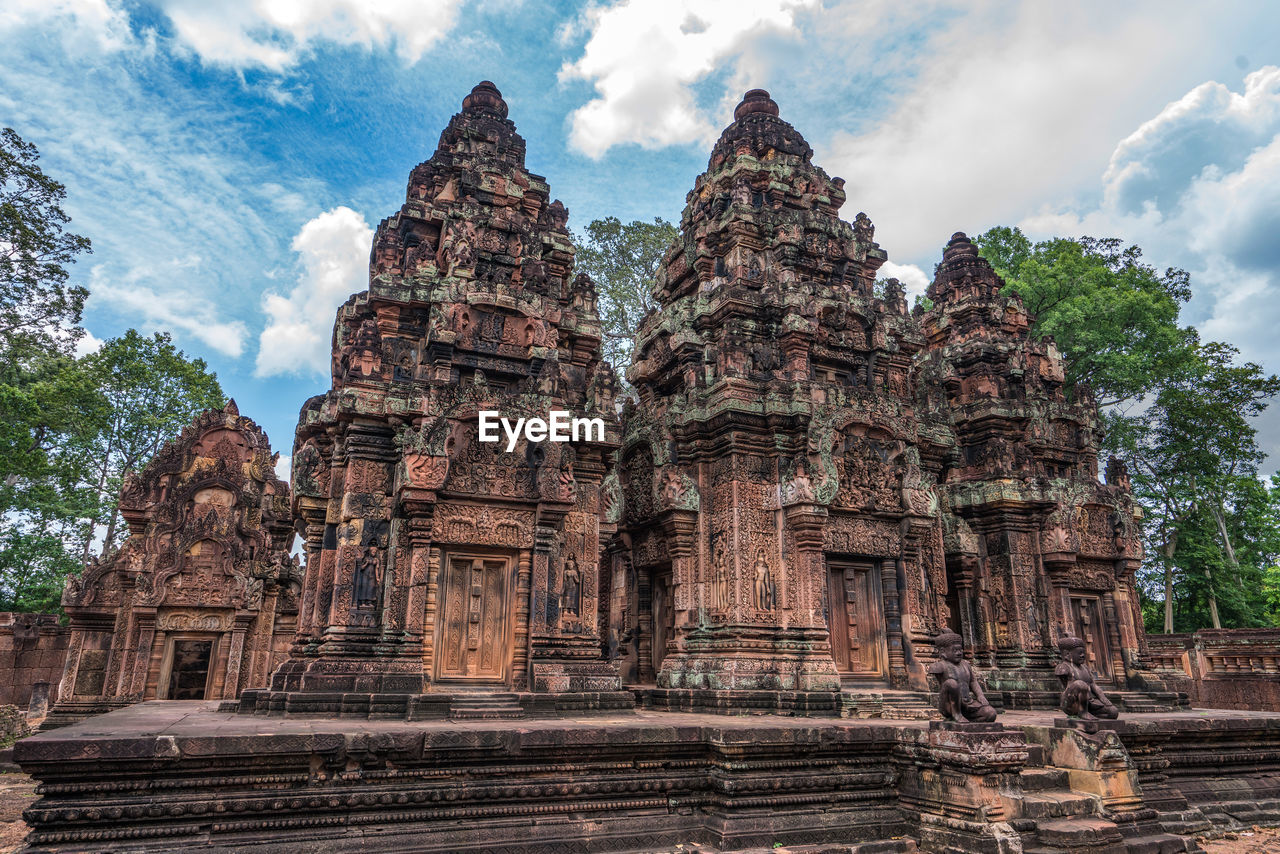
[610, 90, 1171, 714]
[19, 84, 1280, 854]
[613, 89, 934, 710]
[244, 82, 627, 718]
[47, 401, 299, 725]
[0, 613, 67, 712]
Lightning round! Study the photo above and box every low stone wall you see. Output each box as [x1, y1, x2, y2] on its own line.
[1147, 629, 1280, 711]
[0, 613, 68, 711]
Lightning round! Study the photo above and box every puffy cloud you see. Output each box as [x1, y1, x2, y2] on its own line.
[1017, 67, 1280, 467]
[1103, 66, 1280, 216]
[820, 3, 1216, 265]
[158, 0, 464, 71]
[73, 329, 104, 357]
[878, 261, 931, 304]
[559, 0, 817, 158]
[274, 453, 291, 483]
[255, 206, 373, 378]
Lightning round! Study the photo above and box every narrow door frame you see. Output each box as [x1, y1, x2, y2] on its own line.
[157, 633, 219, 700]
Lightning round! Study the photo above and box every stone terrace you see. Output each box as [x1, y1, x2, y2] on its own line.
[15, 702, 1280, 852]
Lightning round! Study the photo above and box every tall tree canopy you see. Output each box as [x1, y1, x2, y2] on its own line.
[0, 127, 91, 360]
[574, 217, 677, 373]
[973, 227, 1196, 409]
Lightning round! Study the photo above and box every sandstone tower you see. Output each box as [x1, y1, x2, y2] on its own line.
[247, 82, 627, 717]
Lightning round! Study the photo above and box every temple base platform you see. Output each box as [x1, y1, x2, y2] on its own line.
[15, 702, 1280, 853]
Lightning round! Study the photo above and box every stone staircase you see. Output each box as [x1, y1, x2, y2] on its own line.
[1113, 691, 1191, 713]
[1011, 744, 1198, 854]
[839, 689, 940, 720]
[446, 692, 526, 720]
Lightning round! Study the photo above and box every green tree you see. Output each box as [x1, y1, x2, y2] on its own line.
[573, 217, 677, 372]
[1128, 341, 1280, 630]
[0, 127, 100, 611]
[79, 330, 224, 556]
[973, 227, 1195, 410]
[974, 227, 1280, 632]
[0, 127, 91, 360]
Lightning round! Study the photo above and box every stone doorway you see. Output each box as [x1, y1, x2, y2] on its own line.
[163, 637, 215, 699]
[434, 552, 512, 683]
[634, 565, 673, 685]
[825, 559, 887, 681]
[1068, 593, 1112, 681]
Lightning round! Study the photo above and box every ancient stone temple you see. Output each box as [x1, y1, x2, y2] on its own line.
[19, 85, 1280, 854]
[915, 233, 1172, 708]
[244, 81, 627, 718]
[48, 401, 299, 725]
[612, 89, 941, 710]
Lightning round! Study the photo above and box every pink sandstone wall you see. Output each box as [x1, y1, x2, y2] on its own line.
[0, 613, 69, 709]
[1147, 628, 1280, 712]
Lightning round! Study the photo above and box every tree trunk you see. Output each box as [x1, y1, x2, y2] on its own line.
[1161, 531, 1179, 633]
[1204, 565, 1222, 629]
[1210, 500, 1243, 589]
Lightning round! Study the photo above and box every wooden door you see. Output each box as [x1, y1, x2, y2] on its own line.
[825, 560, 887, 680]
[436, 553, 511, 682]
[651, 569, 672, 676]
[1069, 593, 1112, 680]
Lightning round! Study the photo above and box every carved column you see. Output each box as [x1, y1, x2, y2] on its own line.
[397, 494, 435, 657]
[293, 511, 326, 646]
[224, 617, 250, 698]
[512, 550, 532, 690]
[130, 614, 156, 699]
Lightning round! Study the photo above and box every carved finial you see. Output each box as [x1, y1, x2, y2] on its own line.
[461, 81, 508, 118]
[943, 231, 978, 261]
[734, 89, 779, 121]
[224, 398, 239, 417]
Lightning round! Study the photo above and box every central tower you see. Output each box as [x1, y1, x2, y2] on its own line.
[611, 90, 939, 708]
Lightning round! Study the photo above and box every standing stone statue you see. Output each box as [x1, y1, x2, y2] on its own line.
[1056, 636, 1119, 720]
[929, 630, 998, 723]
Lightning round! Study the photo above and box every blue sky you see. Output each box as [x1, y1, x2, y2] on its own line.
[2, 0, 1280, 477]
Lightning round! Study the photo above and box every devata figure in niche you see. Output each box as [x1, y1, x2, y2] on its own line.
[929, 630, 998, 723]
[1056, 635, 1119, 720]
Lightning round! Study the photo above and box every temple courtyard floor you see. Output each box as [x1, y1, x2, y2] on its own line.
[11, 702, 1280, 852]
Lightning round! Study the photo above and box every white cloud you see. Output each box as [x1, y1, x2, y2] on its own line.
[256, 206, 373, 378]
[559, 0, 818, 158]
[158, 0, 465, 71]
[73, 329, 104, 357]
[820, 3, 1219, 267]
[1103, 66, 1280, 215]
[88, 263, 250, 358]
[0, 0, 134, 53]
[1016, 66, 1280, 468]
[878, 261, 930, 304]
[274, 453, 291, 483]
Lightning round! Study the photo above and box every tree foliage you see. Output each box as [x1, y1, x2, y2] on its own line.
[973, 226, 1196, 409]
[1, 127, 91, 359]
[0, 129, 225, 612]
[573, 217, 677, 372]
[80, 331, 225, 556]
